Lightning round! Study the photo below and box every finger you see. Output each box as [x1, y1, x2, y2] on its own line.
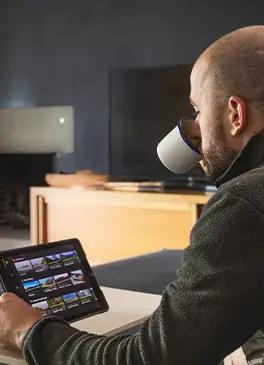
[35, 308, 43, 316]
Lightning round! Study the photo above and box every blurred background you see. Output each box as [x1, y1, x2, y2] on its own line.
[0, 0, 263, 253]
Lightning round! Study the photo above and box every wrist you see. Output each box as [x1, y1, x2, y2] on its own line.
[16, 315, 43, 350]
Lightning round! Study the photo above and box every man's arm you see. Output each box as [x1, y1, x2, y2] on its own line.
[17, 189, 264, 364]
[243, 331, 264, 364]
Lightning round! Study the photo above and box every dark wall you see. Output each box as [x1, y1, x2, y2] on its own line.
[0, 0, 263, 173]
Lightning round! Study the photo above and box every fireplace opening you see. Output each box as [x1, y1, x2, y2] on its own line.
[0, 154, 54, 229]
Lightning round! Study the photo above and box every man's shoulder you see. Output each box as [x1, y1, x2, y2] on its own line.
[222, 165, 264, 192]
[207, 166, 264, 213]
[189, 166, 264, 262]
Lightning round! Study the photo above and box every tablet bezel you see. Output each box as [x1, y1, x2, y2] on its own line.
[0, 238, 109, 322]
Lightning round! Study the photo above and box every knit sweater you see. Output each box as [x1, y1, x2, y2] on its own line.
[23, 132, 264, 365]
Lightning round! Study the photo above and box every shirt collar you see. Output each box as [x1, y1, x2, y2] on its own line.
[215, 130, 264, 187]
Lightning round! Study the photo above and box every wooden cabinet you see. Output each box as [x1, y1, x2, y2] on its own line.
[30, 187, 210, 265]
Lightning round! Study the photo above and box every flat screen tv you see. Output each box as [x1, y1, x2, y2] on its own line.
[109, 65, 205, 182]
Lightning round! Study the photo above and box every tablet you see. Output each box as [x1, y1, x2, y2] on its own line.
[0, 238, 109, 322]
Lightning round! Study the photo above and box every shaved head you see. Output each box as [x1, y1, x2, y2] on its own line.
[200, 25, 264, 109]
[190, 25, 264, 182]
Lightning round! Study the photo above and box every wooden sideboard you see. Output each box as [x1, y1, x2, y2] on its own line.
[30, 187, 211, 265]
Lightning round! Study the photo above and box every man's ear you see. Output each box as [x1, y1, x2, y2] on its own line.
[228, 96, 247, 136]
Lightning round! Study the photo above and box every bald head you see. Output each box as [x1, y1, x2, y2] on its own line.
[189, 26, 264, 182]
[197, 25, 264, 109]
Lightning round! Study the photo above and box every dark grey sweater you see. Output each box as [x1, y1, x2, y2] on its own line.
[23, 132, 264, 364]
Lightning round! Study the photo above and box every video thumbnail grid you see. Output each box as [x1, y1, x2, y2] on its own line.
[22, 269, 87, 298]
[31, 287, 98, 316]
[13, 250, 81, 277]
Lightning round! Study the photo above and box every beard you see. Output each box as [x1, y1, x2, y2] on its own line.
[202, 121, 238, 183]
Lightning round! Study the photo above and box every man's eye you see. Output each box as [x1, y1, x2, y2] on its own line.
[192, 110, 200, 118]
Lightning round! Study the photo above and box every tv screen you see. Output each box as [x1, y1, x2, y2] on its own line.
[109, 65, 205, 182]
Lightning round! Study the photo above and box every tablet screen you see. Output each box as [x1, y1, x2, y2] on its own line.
[0, 239, 108, 322]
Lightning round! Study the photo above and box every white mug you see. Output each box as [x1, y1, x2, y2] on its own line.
[157, 117, 202, 174]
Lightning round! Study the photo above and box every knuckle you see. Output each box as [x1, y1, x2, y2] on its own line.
[1, 292, 15, 301]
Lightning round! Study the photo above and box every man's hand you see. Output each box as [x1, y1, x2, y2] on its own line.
[0, 292, 42, 352]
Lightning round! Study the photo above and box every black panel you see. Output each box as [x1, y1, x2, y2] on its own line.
[109, 65, 204, 181]
[0, 1, 264, 174]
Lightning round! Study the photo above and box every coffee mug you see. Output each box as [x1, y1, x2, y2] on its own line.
[157, 117, 202, 174]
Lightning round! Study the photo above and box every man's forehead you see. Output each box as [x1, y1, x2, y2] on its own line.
[190, 56, 210, 104]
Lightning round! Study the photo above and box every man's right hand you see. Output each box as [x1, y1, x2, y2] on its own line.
[0, 292, 43, 352]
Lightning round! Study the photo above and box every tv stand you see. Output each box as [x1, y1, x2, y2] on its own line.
[30, 187, 212, 265]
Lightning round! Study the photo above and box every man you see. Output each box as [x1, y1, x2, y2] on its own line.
[1, 25, 264, 364]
